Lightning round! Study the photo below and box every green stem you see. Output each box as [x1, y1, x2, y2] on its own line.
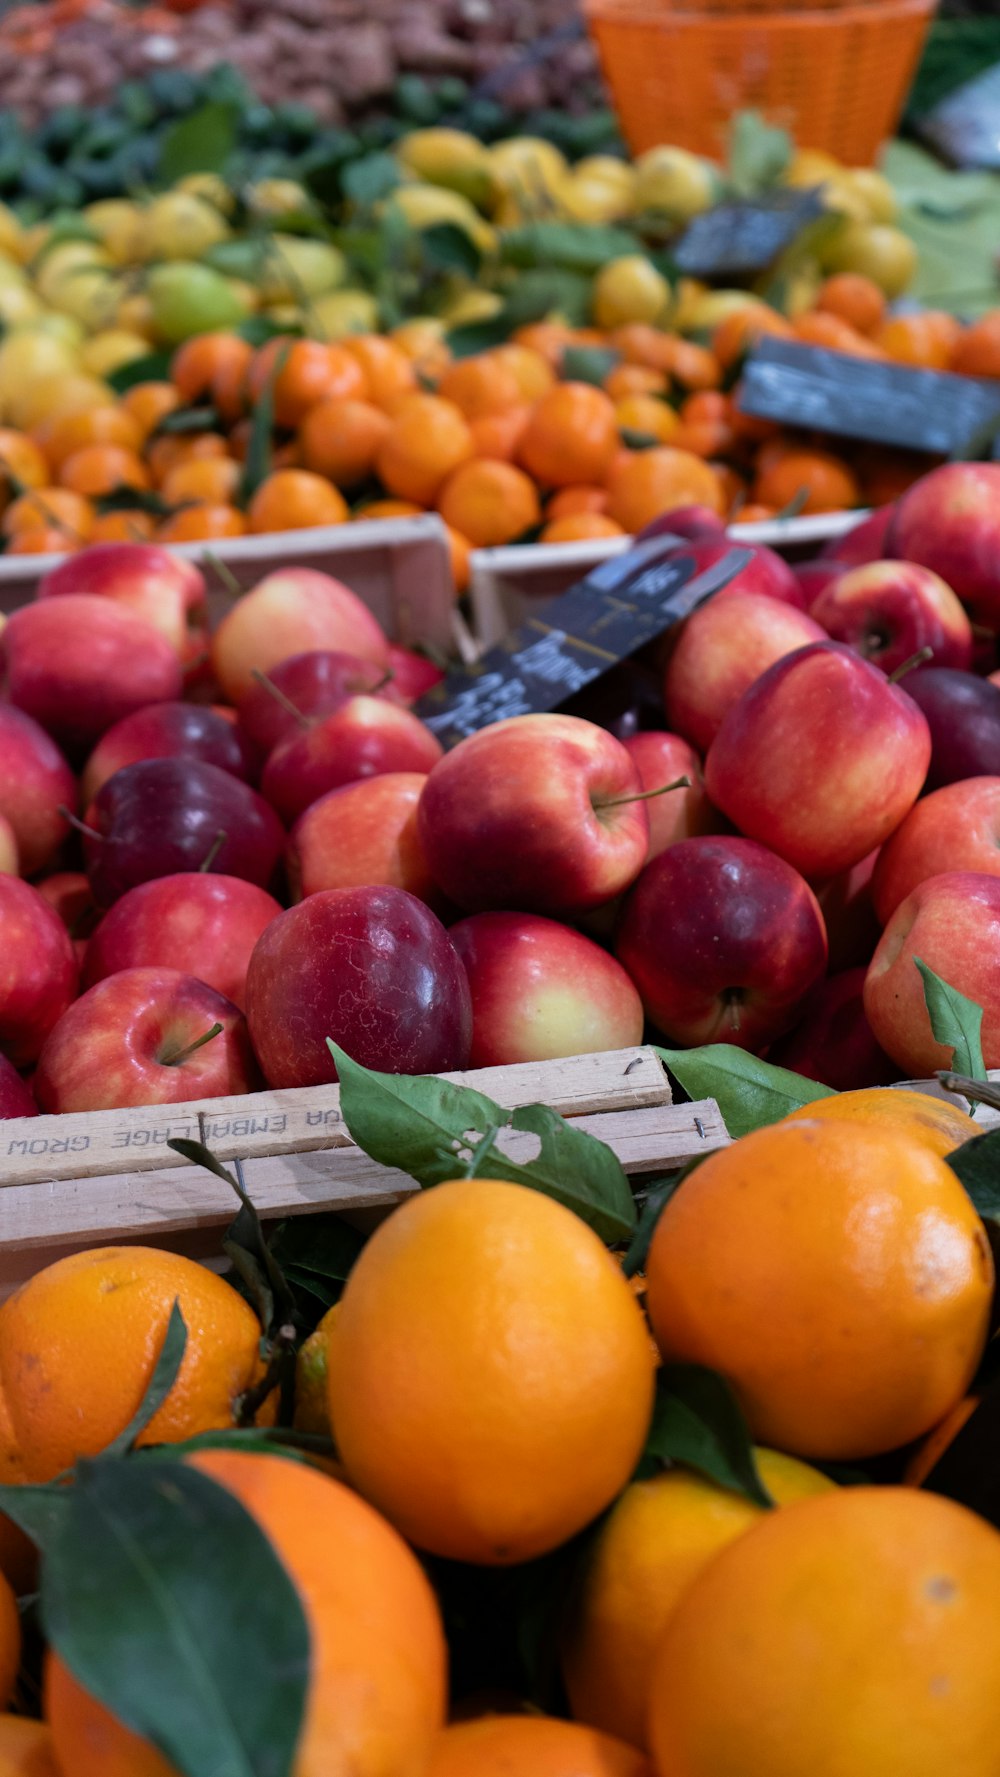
[159, 1023, 224, 1069]
[594, 775, 690, 812]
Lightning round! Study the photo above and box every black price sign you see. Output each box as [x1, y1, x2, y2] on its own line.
[415, 540, 751, 748]
[673, 191, 823, 280]
[737, 336, 1000, 458]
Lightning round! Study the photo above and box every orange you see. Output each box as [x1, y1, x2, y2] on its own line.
[444, 523, 471, 594]
[0, 1244, 273, 1481]
[0, 1380, 38, 1596]
[541, 512, 625, 542]
[0, 429, 50, 496]
[467, 403, 531, 464]
[611, 323, 678, 373]
[905, 1394, 980, 1487]
[437, 457, 541, 547]
[293, 1304, 339, 1438]
[226, 422, 297, 472]
[170, 330, 250, 405]
[59, 444, 149, 497]
[426, 1716, 653, 1776]
[376, 394, 474, 506]
[146, 430, 229, 484]
[353, 498, 425, 520]
[211, 343, 253, 425]
[792, 310, 883, 358]
[247, 468, 348, 534]
[815, 271, 887, 335]
[877, 311, 961, 370]
[783, 1085, 976, 1157]
[547, 484, 610, 518]
[754, 447, 859, 514]
[605, 447, 724, 532]
[5, 527, 74, 556]
[156, 502, 246, 542]
[0, 1717, 58, 1775]
[667, 338, 722, 392]
[160, 454, 241, 507]
[1, 487, 93, 541]
[88, 509, 156, 544]
[436, 355, 522, 419]
[299, 398, 391, 487]
[562, 1450, 833, 1749]
[951, 311, 1000, 379]
[518, 383, 619, 488]
[328, 1178, 655, 1564]
[44, 1448, 448, 1777]
[247, 338, 367, 428]
[33, 405, 142, 474]
[645, 1119, 993, 1461]
[732, 500, 777, 523]
[647, 1486, 1000, 1777]
[614, 394, 680, 444]
[604, 363, 668, 399]
[391, 319, 451, 381]
[343, 335, 416, 411]
[511, 320, 575, 367]
[491, 341, 556, 400]
[711, 302, 793, 370]
[119, 381, 181, 439]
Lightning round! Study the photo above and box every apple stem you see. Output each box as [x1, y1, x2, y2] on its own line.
[201, 550, 242, 598]
[250, 668, 310, 729]
[937, 1070, 996, 1112]
[199, 830, 228, 873]
[888, 646, 934, 685]
[159, 1022, 224, 1068]
[594, 776, 691, 812]
[58, 805, 102, 843]
[368, 667, 396, 694]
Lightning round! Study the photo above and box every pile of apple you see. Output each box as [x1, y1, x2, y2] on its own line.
[3, 456, 1000, 1121]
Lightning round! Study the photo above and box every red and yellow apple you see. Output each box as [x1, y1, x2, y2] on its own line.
[809, 560, 973, 675]
[83, 873, 282, 1009]
[872, 777, 1000, 923]
[0, 875, 79, 1066]
[287, 773, 440, 907]
[664, 593, 825, 753]
[864, 870, 1000, 1076]
[211, 568, 389, 705]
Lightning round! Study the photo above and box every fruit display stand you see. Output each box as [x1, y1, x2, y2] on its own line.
[0, 1045, 729, 1295]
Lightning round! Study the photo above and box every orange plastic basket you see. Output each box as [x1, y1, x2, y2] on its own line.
[585, 0, 937, 164]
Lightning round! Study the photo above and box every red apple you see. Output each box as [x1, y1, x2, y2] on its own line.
[211, 568, 390, 705]
[903, 668, 1000, 790]
[864, 871, 1000, 1074]
[662, 535, 807, 609]
[261, 697, 444, 827]
[36, 870, 99, 965]
[0, 596, 183, 755]
[615, 836, 827, 1049]
[244, 885, 472, 1087]
[622, 732, 721, 858]
[664, 593, 825, 752]
[386, 644, 445, 702]
[0, 875, 79, 1066]
[888, 463, 1000, 626]
[872, 777, 1000, 924]
[34, 966, 260, 1112]
[809, 560, 973, 676]
[0, 814, 17, 876]
[449, 911, 644, 1066]
[654, 504, 725, 540]
[37, 542, 207, 659]
[83, 873, 282, 1009]
[236, 649, 402, 758]
[814, 849, 881, 973]
[81, 702, 257, 805]
[791, 560, 844, 605]
[704, 642, 931, 879]
[287, 773, 440, 907]
[0, 1053, 36, 1118]
[768, 967, 900, 1090]
[820, 505, 896, 565]
[0, 704, 76, 876]
[417, 714, 651, 915]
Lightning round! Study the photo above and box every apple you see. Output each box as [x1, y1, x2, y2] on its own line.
[615, 836, 827, 1049]
[819, 505, 896, 566]
[864, 870, 1000, 1075]
[83, 873, 282, 1009]
[36, 869, 99, 966]
[704, 642, 931, 879]
[236, 649, 403, 758]
[0, 1053, 36, 1118]
[0, 814, 17, 875]
[622, 732, 721, 858]
[83, 758, 285, 907]
[417, 714, 652, 915]
[287, 773, 442, 908]
[791, 560, 844, 605]
[81, 702, 258, 805]
[888, 463, 1000, 626]
[0, 595, 183, 755]
[808, 561, 973, 676]
[211, 568, 390, 705]
[261, 697, 444, 827]
[0, 875, 79, 1066]
[386, 645, 445, 703]
[872, 777, 1000, 924]
[814, 849, 881, 972]
[663, 593, 826, 752]
[244, 885, 472, 1086]
[768, 967, 900, 1090]
[660, 535, 807, 609]
[903, 667, 1000, 790]
[37, 542, 207, 659]
[0, 704, 76, 876]
[649, 505, 725, 541]
[449, 911, 644, 1066]
[34, 966, 261, 1112]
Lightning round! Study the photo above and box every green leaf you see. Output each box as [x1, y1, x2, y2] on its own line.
[561, 344, 622, 387]
[151, 405, 220, 437]
[502, 267, 592, 329]
[446, 314, 514, 358]
[238, 339, 289, 505]
[656, 1045, 834, 1139]
[915, 958, 987, 1083]
[42, 1459, 309, 1777]
[342, 153, 402, 210]
[107, 350, 173, 394]
[268, 1214, 365, 1284]
[499, 222, 640, 271]
[99, 1302, 188, 1461]
[419, 222, 482, 277]
[621, 1156, 709, 1278]
[158, 102, 238, 185]
[330, 1044, 636, 1243]
[167, 1140, 293, 1339]
[94, 486, 179, 518]
[945, 1127, 1000, 1222]
[727, 110, 793, 198]
[0, 1482, 72, 1556]
[645, 1365, 774, 1508]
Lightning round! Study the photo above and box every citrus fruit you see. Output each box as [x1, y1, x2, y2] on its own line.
[136, 192, 230, 262]
[541, 513, 625, 542]
[518, 383, 619, 488]
[299, 399, 391, 487]
[821, 222, 918, 297]
[294, 1304, 339, 1438]
[644, 1119, 992, 1460]
[247, 469, 349, 534]
[605, 447, 724, 531]
[376, 394, 474, 505]
[592, 257, 670, 330]
[0, 1716, 58, 1775]
[147, 264, 252, 347]
[905, 1395, 980, 1487]
[328, 1177, 655, 1564]
[396, 128, 495, 209]
[436, 356, 522, 420]
[632, 146, 717, 222]
[783, 1086, 976, 1156]
[426, 1715, 654, 1776]
[437, 458, 541, 547]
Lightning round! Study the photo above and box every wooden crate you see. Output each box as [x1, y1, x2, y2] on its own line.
[0, 1046, 728, 1295]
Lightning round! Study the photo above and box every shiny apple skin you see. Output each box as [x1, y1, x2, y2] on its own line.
[615, 835, 827, 1050]
[622, 732, 721, 859]
[236, 649, 404, 757]
[287, 773, 441, 908]
[872, 777, 1000, 924]
[814, 849, 881, 973]
[769, 967, 900, 1091]
[864, 870, 1000, 1075]
[84, 758, 285, 907]
[903, 668, 1000, 791]
[670, 536, 807, 608]
[83, 873, 282, 1009]
[888, 463, 1000, 625]
[34, 966, 260, 1112]
[262, 698, 444, 827]
[0, 596, 183, 756]
[820, 505, 895, 566]
[0, 875, 79, 1066]
[704, 642, 931, 879]
[0, 1054, 36, 1118]
[37, 542, 206, 657]
[211, 567, 389, 705]
[82, 702, 257, 805]
[0, 704, 76, 876]
[664, 592, 825, 753]
[386, 644, 445, 702]
[417, 714, 650, 915]
[244, 885, 472, 1087]
[809, 560, 973, 676]
[450, 911, 644, 1067]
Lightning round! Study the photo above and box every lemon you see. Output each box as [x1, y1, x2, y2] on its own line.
[20, 221, 52, 264]
[146, 262, 253, 345]
[256, 235, 348, 304]
[135, 191, 231, 263]
[633, 146, 718, 223]
[438, 286, 503, 325]
[490, 135, 568, 191]
[397, 128, 495, 210]
[80, 329, 152, 377]
[8, 372, 110, 431]
[783, 147, 843, 188]
[12, 312, 84, 347]
[676, 287, 762, 333]
[592, 255, 671, 328]
[390, 184, 496, 256]
[0, 203, 24, 264]
[0, 286, 40, 327]
[177, 172, 237, 217]
[558, 170, 634, 224]
[0, 254, 26, 293]
[262, 302, 307, 330]
[311, 288, 379, 339]
[820, 221, 917, 296]
[35, 241, 123, 330]
[820, 178, 874, 223]
[82, 200, 144, 264]
[576, 155, 636, 198]
[115, 292, 156, 339]
[246, 177, 312, 220]
[839, 167, 898, 224]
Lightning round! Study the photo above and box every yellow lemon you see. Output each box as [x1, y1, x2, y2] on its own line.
[177, 172, 237, 216]
[310, 287, 380, 339]
[246, 177, 312, 220]
[256, 235, 348, 304]
[0, 203, 24, 264]
[397, 128, 494, 210]
[82, 200, 144, 264]
[592, 254, 671, 328]
[135, 191, 231, 263]
[390, 184, 496, 256]
[633, 146, 718, 223]
[0, 286, 40, 327]
[783, 147, 843, 188]
[79, 329, 152, 378]
[820, 220, 917, 296]
[839, 166, 899, 224]
[438, 285, 503, 325]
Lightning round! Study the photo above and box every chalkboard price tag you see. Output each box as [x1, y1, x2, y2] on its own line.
[415, 540, 751, 748]
[737, 336, 1000, 458]
[673, 191, 823, 280]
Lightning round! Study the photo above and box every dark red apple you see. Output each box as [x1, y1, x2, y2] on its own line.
[287, 773, 441, 908]
[386, 644, 445, 703]
[888, 463, 1000, 626]
[0, 875, 79, 1066]
[83, 873, 282, 1009]
[236, 649, 404, 758]
[615, 835, 827, 1049]
[37, 542, 207, 659]
[0, 704, 76, 876]
[820, 505, 896, 566]
[244, 885, 472, 1087]
[34, 966, 260, 1111]
[809, 560, 973, 675]
[81, 702, 258, 805]
[0, 1054, 36, 1119]
[261, 697, 444, 827]
[902, 667, 1000, 790]
[661, 535, 807, 608]
[769, 967, 900, 1090]
[814, 849, 881, 973]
